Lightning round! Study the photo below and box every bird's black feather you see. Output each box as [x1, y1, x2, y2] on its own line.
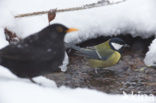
[0, 24, 69, 78]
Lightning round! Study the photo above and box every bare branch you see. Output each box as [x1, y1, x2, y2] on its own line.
[15, 0, 126, 18]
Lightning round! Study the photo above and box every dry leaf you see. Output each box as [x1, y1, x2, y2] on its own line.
[48, 9, 56, 24]
[4, 28, 21, 44]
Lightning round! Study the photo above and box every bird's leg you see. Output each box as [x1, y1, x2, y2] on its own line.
[29, 78, 42, 86]
[29, 78, 45, 86]
[29, 78, 37, 84]
[95, 68, 98, 74]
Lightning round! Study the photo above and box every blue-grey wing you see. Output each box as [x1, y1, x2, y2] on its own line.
[65, 43, 112, 60]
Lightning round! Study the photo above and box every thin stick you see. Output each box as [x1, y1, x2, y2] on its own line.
[15, 0, 126, 18]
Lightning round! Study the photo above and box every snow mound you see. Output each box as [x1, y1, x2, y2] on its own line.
[144, 38, 156, 66]
[0, 66, 155, 103]
[0, 0, 156, 65]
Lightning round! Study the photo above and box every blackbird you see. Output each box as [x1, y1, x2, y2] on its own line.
[0, 23, 78, 78]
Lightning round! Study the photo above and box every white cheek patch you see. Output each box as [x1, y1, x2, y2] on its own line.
[111, 43, 123, 50]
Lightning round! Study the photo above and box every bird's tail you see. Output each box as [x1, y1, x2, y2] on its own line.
[65, 43, 82, 51]
[65, 43, 86, 53]
[0, 53, 1, 64]
[65, 43, 98, 59]
[0, 58, 1, 64]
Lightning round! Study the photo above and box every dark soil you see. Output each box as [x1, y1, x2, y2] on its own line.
[46, 35, 156, 95]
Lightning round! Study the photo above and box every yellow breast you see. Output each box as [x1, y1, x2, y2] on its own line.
[88, 51, 121, 68]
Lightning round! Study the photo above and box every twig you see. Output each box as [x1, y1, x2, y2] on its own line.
[15, 0, 126, 18]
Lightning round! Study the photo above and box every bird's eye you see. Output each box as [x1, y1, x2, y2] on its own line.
[56, 26, 63, 32]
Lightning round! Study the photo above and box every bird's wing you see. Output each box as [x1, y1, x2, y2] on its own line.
[95, 49, 114, 60]
[0, 34, 55, 61]
[0, 46, 29, 61]
[74, 48, 100, 59]
[0, 45, 39, 61]
[65, 43, 100, 59]
[66, 43, 115, 60]
[94, 42, 114, 61]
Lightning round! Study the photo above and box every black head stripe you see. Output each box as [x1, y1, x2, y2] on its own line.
[110, 38, 125, 45]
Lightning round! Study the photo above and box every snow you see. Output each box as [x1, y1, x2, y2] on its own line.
[0, 29, 9, 49]
[3, 0, 156, 40]
[144, 38, 156, 66]
[0, 66, 156, 103]
[59, 52, 69, 72]
[0, 0, 156, 102]
[1, 0, 156, 66]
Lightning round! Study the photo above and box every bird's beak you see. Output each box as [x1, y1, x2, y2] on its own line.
[66, 28, 78, 33]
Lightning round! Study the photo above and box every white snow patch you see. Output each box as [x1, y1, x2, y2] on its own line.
[59, 52, 69, 72]
[0, 0, 15, 28]
[0, 29, 9, 49]
[0, 66, 18, 80]
[144, 38, 156, 66]
[32, 76, 57, 87]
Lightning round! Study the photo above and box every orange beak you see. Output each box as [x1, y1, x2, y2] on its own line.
[66, 28, 78, 33]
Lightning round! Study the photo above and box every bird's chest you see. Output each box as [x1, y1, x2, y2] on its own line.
[106, 51, 121, 65]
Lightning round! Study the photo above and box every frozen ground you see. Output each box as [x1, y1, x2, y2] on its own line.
[0, 0, 156, 102]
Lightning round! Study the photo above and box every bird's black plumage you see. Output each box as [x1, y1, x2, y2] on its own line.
[0, 23, 75, 78]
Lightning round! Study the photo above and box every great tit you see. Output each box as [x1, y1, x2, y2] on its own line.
[66, 38, 129, 68]
[0, 23, 78, 79]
